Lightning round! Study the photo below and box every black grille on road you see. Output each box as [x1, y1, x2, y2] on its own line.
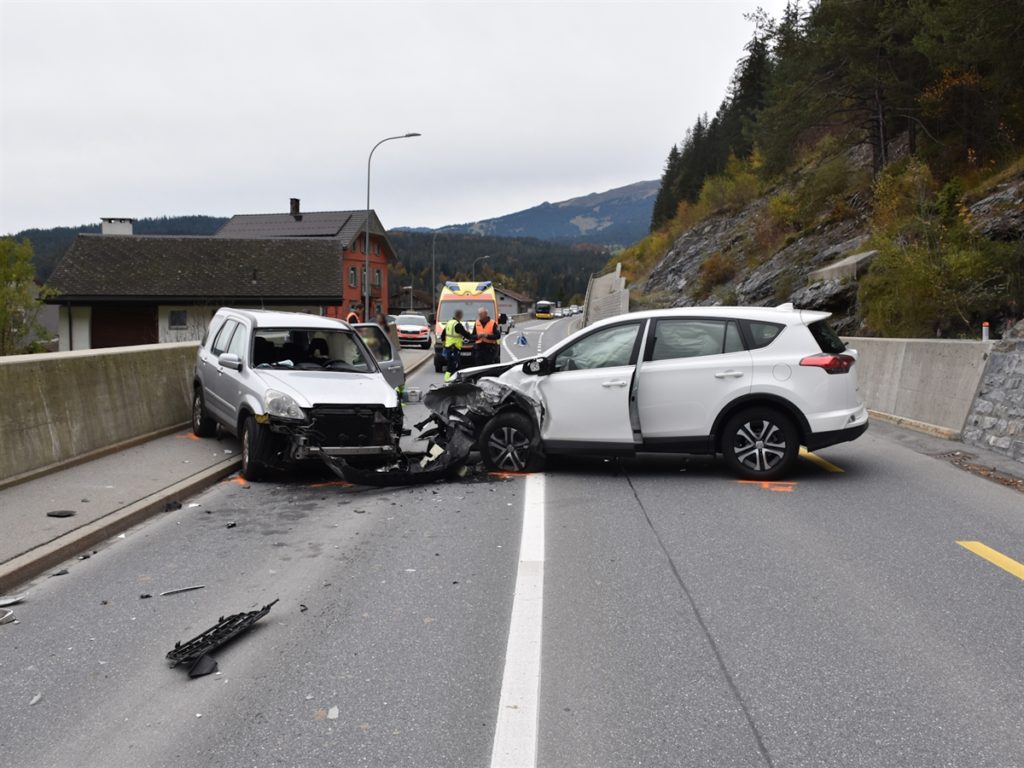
[307, 405, 392, 446]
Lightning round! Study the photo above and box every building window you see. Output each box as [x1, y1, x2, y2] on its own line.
[168, 310, 188, 329]
[348, 266, 358, 287]
[374, 269, 382, 287]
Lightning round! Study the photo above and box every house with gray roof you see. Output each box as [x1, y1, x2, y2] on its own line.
[47, 200, 399, 350]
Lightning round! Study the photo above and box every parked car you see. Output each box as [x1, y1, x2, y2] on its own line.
[191, 308, 403, 480]
[395, 313, 432, 349]
[450, 304, 868, 479]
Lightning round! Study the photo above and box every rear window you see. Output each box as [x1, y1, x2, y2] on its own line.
[744, 320, 784, 350]
[808, 320, 847, 354]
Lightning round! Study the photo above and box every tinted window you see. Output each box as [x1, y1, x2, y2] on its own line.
[650, 319, 744, 360]
[210, 319, 238, 355]
[553, 323, 640, 372]
[745, 321, 784, 350]
[809, 320, 847, 353]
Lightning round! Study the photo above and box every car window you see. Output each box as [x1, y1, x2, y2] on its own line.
[744, 320, 784, 350]
[252, 328, 373, 372]
[396, 315, 427, 325]
[225, 322, 248, 360]
[356, 326, 394, 362]
[808, 319, 847, 353]
[210, 319, 238, 356]
[552, 323, 640, 372]
[650, 319, 743, 361]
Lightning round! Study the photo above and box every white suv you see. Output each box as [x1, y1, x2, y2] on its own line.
[457, 304, 868, 479]
[192, 308, 403, 480]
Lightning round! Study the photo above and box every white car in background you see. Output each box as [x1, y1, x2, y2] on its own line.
[455, 304, 868, 479]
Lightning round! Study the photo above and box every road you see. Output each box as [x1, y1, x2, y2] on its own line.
[4, 315, 1023, 768]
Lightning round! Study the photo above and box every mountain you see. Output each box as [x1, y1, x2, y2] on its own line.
[407, 180, 659, 247]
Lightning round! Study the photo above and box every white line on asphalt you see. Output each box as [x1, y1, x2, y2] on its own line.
[489, 473, 546, 768]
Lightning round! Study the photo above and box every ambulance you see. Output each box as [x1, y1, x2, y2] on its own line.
[431, 281, 506, 372]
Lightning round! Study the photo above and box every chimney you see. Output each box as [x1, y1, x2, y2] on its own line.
[290, 198, 300, 216]
[101, 217, 135, 236]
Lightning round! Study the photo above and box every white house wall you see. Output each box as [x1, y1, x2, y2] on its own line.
[58, 306, 92, 351]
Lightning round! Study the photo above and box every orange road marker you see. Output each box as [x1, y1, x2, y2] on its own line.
[175, 433, 201, 441]
[737, 480, 797, 493]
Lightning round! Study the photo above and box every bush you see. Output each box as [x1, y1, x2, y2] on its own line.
[698, 156, 761, 213]
[695, 252, 737, 299]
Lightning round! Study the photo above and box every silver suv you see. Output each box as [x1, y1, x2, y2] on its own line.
[192, 308, 403, 480]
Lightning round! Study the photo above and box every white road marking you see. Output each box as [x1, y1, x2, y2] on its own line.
[489, 473, 546, 768]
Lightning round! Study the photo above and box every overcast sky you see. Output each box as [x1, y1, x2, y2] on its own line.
[1, 0, 791, 234]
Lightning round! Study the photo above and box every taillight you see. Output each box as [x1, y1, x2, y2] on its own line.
[799, 353, 855, 374]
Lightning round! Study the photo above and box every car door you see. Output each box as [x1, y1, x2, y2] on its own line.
[536, 320, 643, 451]
[355, 324, 405, 391]
[635, 317, 752, 442]
[200, 318, 240, 424]
[208, 318, 251, 428]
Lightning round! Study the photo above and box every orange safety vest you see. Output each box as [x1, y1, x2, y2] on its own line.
[477, 318, 498, 343]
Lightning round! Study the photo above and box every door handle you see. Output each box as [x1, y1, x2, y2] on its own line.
[714, 370, 744, 379]
[601, 380, 628, 388]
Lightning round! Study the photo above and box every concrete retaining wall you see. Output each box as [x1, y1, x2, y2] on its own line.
[583, 265, 629, 326]
[845, 337, 991, 436]
[1, 342, 197, 483]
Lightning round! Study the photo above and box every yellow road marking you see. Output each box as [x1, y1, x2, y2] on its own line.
[957, 541, 1024, 582]
[799, 447, 844, 473]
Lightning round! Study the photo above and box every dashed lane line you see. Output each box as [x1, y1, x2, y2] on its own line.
[489, 473, 546, 768]
[956, 540, 1024, 582]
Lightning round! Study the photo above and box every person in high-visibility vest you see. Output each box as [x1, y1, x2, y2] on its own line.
[474, 307, 501, 366]
[442, 309, 475, 381]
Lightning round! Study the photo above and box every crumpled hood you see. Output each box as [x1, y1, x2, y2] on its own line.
[254, 369, 398, 409]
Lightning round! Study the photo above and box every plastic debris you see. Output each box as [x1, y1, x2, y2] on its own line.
[327, 706, 339, 720]
[49, 569, 69, 578]
[188, 503, 202, 508]
[187, 654, 218, 678]
[140, 593, 152, 599]
[0, 608, 16, 625]
[46, 510, 76, 518]
[225, 522, 237, 529]
[29, 693, 42, 706]
[0, 593, 27, 607]
[167, 600, 278, 678]
[160, 585, 205, 596]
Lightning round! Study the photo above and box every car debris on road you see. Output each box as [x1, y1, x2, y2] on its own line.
[167, 600, 278, 679]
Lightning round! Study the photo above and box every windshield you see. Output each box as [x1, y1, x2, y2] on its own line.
[251, 327, 375, 373]
[536, 301, 552, 311]
[438, 300, 492, 323]
[396, 315, 428, 325]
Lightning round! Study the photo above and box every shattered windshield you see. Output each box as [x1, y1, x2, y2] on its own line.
[251, 328, 374, 373]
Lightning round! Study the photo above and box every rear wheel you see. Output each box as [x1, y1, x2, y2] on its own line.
[479, 412, 544, 472]
[721, 407, 799, 480]
[191, 389, 217, 438]
[241, 415, 274, 481]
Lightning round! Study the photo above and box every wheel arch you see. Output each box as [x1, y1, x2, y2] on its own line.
[711, 394, 810, 453]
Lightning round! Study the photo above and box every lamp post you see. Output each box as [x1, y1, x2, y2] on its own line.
[365, 132, 420, 321]
[472, 254, 490, 281]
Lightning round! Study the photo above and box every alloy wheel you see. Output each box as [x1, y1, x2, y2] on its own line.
[732, 418, 787, 473]
[487, 425, 531, 472]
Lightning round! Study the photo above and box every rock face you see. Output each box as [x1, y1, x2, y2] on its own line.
[637, 170, 1023, 335]
[962, 320, 1024, 464]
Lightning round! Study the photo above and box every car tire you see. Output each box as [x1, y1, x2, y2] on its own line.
[721, 407, 799, 480]
[191, 389, 217, 438]
[241, 415, 274, 481]
[479, 412, 544, 473]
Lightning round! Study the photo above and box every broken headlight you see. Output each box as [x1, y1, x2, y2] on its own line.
[264, 389, 304, 420]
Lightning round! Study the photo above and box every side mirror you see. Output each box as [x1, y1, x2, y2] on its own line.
[498, 313, 508, 325]
[218, 352, 243, 371]
[523, 356, 549, 376]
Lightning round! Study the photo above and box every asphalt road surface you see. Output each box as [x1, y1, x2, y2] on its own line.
[4, 315, 1023, 767]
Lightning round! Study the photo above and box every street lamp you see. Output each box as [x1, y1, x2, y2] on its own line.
[472, 254, 490, 281]
[365, 132, 420, 321]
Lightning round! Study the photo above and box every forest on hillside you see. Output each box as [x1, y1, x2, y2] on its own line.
[640, 0, 1023, 337]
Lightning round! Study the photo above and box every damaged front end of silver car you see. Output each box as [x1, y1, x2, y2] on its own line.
[320, 379, 542, 486]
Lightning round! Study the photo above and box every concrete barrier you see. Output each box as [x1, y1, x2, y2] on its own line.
[1, 342, 197, 484]
[844, 337, 992, 438]
[583, 264, 629, 327]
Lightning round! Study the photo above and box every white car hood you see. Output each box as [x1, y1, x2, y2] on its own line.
[255, 369, 398, 409]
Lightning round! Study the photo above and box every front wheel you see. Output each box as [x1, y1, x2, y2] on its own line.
[191, 389, 217, 438]
[720, 407, 799, 480]
[241, 415, 275, 481]
[478, 412, 544, 472]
